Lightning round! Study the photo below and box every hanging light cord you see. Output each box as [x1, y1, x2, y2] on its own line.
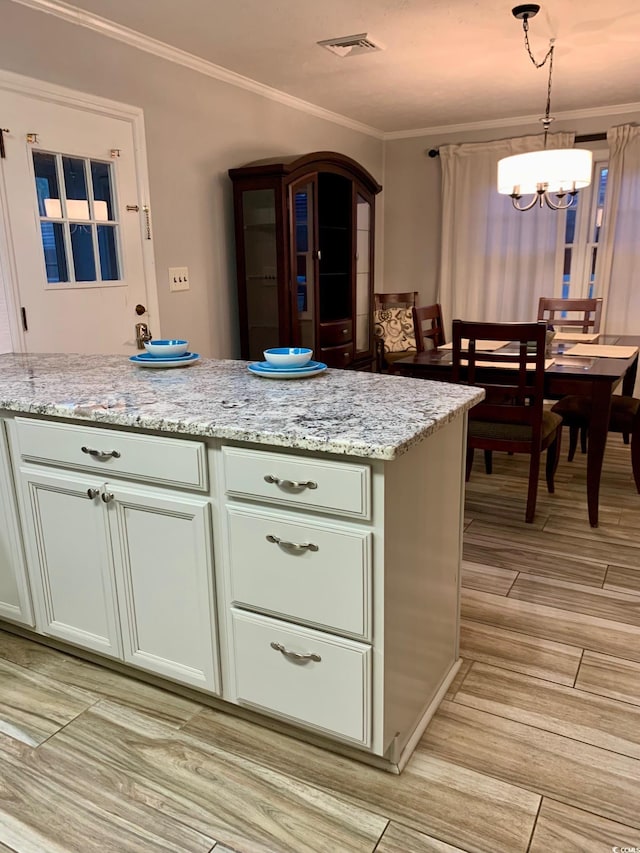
[522, 15, 555, 142]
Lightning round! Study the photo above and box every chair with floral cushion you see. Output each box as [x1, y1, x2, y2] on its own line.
[373, 292, 419, 372]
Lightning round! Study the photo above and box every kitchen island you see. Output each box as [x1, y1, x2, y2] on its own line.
[0, 354, 482, 772]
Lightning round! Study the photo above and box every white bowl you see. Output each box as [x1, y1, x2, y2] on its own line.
[263, 347, 313, 368]
[144, 339, 189, 358]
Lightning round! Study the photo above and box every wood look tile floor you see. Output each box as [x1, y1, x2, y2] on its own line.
[1, 435, 640, 852]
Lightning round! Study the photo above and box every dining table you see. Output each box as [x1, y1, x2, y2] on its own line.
[392, 334, 640, 527]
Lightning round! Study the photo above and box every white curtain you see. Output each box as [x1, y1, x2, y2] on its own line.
[596, 125, 640, 336]
[438, 133, 574, 332]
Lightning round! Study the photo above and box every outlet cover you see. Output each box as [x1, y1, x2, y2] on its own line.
[169, 266, 190, 292]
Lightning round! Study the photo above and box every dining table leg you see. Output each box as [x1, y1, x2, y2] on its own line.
[586, 380, 614, 527]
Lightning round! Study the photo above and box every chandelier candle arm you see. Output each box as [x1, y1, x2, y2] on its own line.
[497, 4, 593, 211]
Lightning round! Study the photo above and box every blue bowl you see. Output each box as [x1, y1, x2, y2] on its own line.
[144, 339, 189, 357]
[263, 347, 313, 368]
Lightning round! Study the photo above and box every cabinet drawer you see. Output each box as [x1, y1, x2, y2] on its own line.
[231, 609, 371, 746]
[222, 446, 370, 519]
[320, 319, 353, 347]
[14, 418, 208, 491]
[227, 506, 371, 638]
[319, 343, 354, 368]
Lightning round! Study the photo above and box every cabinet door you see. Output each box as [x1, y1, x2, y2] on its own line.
[17, 466, 121, 656]
[355, 191, 373, 357]
[108, 482, 219, 693]
[0, 424, 34, 626]
[289, 176, 317, 351]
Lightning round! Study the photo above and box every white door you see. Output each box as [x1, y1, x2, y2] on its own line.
[0, 84, 158, 353]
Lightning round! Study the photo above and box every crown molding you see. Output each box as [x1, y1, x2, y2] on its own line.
[383, 102, 640, 141]
[10, 0, 384, 140]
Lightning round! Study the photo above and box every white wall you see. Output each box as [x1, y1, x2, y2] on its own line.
[383, 110, 640, 307]
[0, 0, 384, 358]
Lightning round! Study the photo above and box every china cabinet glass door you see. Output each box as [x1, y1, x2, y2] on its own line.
[290, 178, 316, 350]
[355, 193, 372, 355]
[241, 188, 278, 360]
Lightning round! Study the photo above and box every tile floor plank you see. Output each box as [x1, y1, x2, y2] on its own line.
[529, 799, 640, 853]
[420, 701, 640, 829]
[182, 706, 540, 853]
[0, 658, 95, 747]
[455, 662, 640, 759]
[376, 822, 470, 853]
[604, 565, 640, 596]
[459, 620, 582, 686]
[462, 588, 640, 662]
[461, 561, 517, 596]
[575, 652, 640, 707]
[44, 700, 387, 853]
[508, 573, 640, 626]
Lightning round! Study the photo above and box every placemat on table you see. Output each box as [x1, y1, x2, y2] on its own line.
[554, 332, 600, 342]
[563, 344, 638, 358]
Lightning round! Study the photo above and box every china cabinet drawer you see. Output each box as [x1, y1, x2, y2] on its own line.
[319, 343, 354, 368]
[226, 506, 371, 638]
[14, 418, 208, 491]
[320, 319, 353, 347]
[222, 446, 370, 519]
[231, 609, 371, 745]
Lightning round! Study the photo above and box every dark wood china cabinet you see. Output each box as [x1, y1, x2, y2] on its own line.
[228, 151, 382, 369]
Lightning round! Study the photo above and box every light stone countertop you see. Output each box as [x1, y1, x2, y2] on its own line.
[0, 354, 483, 460]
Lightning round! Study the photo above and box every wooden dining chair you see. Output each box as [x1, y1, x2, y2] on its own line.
[373, 291, 419, 372]
[414, 303, 446, 352]
[551, 394, 640, 492]
[451, 320, 563, 523]
[537, 297, 603, 333]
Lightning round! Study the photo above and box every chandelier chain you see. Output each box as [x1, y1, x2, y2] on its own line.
[521, 15, 555, 140]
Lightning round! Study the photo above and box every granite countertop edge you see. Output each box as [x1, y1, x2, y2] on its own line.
[0, 355, 484, 461]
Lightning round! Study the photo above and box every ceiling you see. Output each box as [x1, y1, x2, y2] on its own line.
[42, 0, 640, 133]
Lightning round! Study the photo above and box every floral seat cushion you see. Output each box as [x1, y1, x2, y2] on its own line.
[373, 307, 416, 353]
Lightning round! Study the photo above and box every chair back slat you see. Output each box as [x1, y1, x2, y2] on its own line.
[537, 297, 603, 333]
[414, 303, 446, 351]
[374, 291, 418, 308]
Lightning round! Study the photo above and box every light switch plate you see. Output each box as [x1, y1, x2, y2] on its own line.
[169, 266, 190, 292]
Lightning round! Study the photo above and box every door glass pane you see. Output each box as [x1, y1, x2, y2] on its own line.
[355, 193, 371, 352]
[70, 224, 96, 281]
[91, 160, 114, 221]
[292, 181, 315, 350]
[33, 152, 61, 218]
[97, 225, 119, 280]
[40, 222, 68, 283]
[242, 189, 278, 360]
[62, 157, 90, 220]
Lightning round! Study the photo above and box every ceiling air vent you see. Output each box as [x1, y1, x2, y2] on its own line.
[317, 33, 384, 57]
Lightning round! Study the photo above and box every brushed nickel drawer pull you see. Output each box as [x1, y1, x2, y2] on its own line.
[263, 474, 317, 490]
[81, 446, 121, 460]
[101, 491, 114, 503]
[86, 488, 100, 499]
[270, 642, 321, 663]
[266, 534, 318, 553]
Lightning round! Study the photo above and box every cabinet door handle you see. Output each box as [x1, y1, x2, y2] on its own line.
[101, 491, 114, 503]
[270, 642, 321, 663]
[263, 474, 317, 490]
[86, 488, 100, 499]
[81, 446, 121, 460]
[266, 534, 318, 553]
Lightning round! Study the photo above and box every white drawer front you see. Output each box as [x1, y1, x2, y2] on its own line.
[227, 506, 371, 638]
[231, 610, 371, 746]
[222, 447, 370, 519]
[14, 418, 207, 491]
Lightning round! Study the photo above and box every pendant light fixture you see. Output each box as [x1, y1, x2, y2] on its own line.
[497, 4, 593, 211]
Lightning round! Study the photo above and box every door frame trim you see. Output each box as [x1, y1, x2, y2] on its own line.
[0, 68, 161, 352]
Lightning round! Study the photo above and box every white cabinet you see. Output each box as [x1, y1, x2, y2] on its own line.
[0, 421, 33, 626]
[11, 420, 219, 693]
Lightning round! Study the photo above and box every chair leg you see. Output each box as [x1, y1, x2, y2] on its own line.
[525, 450, 541, 523]
[568, 426, 579, 462]
[580, 425, 588, 454]
[465, 447, 474, 482]
[631, 432, 640, 494]
[546, 430, 562, 494]
[623, 431, 630, 445]
[484, 450, 493, 474]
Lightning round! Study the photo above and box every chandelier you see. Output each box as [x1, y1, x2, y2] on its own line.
[497, 4, 593, 211]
